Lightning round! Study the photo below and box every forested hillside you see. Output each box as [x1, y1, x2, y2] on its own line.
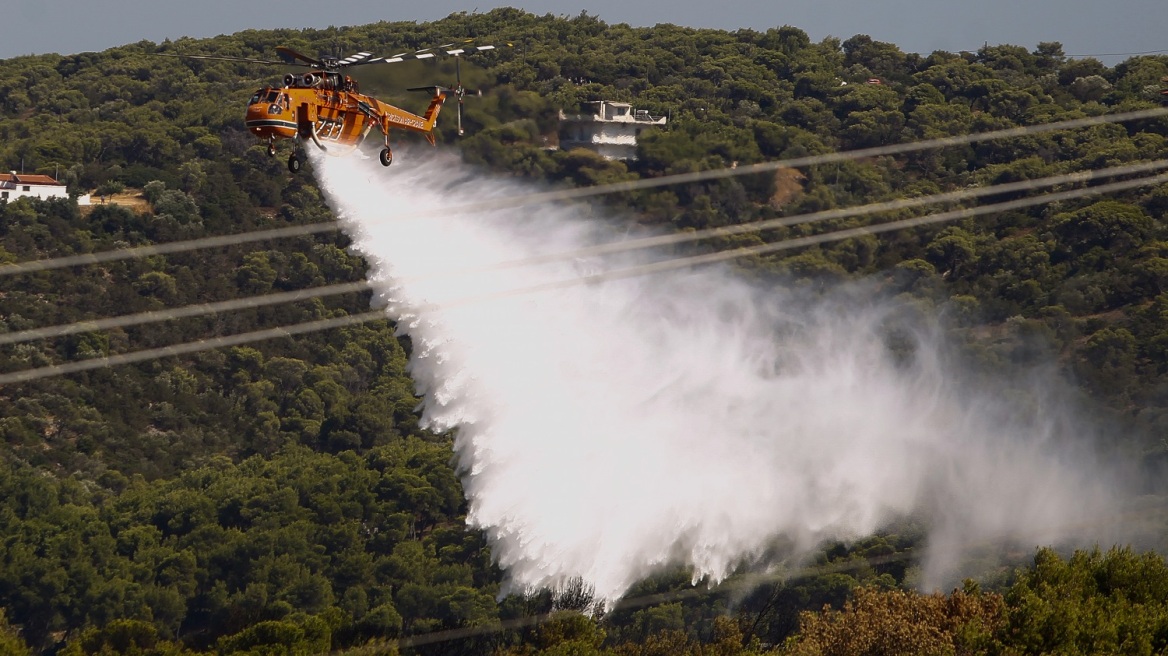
[2, 8, 1168, 655]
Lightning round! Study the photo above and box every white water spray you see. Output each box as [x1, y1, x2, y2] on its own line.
[312, 148, 1122, 602]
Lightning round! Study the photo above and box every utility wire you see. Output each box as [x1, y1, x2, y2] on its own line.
[429, 170, 1168, 307]
[427, 158, 1168, 278]
[0, 281, 372, 346]
[346, 503, 1167, 652]
[387, 550, 920, 650]
[3, 168, 1165, 385]
[330, 552, 916, 653]
[1067, 49, 1168, 58]
[0, 311, 385, 384]
[2, 106, 1165, 278]
[3, 160, 1163, 349]
[0, 222, 341, 276]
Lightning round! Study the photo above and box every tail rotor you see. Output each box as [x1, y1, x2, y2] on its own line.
[407, 53, 482, 136]
[451, 56, 486, 136]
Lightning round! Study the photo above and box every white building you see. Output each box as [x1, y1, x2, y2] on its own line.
[0, 172, 72, 202]
[558, 101, 667, 161]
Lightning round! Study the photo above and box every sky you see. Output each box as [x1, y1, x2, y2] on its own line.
[3, 0, 1166, 64]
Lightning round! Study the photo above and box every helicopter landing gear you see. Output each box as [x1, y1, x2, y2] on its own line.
[379, 147, 393, 167]
[288, 152, 302, 174]
[267, 138, 277, 157]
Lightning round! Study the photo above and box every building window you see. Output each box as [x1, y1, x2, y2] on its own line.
[22, 185, 30, 191]
[1, 192, 7, 199]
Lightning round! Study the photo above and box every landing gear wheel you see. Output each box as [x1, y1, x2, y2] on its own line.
[288, 153, 302, 174]
[267, 142, 277, 157]
[379, 148, 393, 167]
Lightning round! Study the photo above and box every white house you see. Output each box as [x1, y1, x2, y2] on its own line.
[558, 101, 667, 161]
[0, 172, 74, 203]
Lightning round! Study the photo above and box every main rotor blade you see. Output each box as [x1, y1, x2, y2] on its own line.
[338, 51, 374, 66]
[275, 46, 324, 68]
[363, 42, 511, 66]
[385, 39, 473, 59]
[157, 53, 287, 65]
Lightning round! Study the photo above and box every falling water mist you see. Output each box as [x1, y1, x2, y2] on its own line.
[311, 147, 1129, 603]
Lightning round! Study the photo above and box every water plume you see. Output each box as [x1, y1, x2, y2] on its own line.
[311, 147, 1124, 602]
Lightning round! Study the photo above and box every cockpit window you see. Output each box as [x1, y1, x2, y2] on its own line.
[248, 90, 264, 105]
[265, 90, 279, 103]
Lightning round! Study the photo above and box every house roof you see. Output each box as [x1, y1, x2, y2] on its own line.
[3, 172, 63, 186]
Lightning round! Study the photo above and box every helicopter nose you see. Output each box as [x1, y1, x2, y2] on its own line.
[244, 105, 270, 131]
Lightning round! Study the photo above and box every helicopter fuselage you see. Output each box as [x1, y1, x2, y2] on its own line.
[245, 71, 445, 160]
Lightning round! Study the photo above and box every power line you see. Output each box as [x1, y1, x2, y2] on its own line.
[434, 170, 1168, 306]
[3, 168, 1164, 385]
[4, 160, 1162, 349]
[428, 158, 1168, 278]
[330, 552, 918, 653]
[0, 222, 341, 276]
[387, 550, 920, 650]
[0, 281, 372, 346]
[359, 503, 1168, 651]
[1067, 49, 1168, 58]
[0, 311, 385, 385]
[2, 106, 1165, 278]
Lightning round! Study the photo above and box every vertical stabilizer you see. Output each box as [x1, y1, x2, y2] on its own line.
[423, 92, 447, 132]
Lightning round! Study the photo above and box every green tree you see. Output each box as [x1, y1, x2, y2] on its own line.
[1001, 548, 1168, 654]
[0, 610, 31, 656]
